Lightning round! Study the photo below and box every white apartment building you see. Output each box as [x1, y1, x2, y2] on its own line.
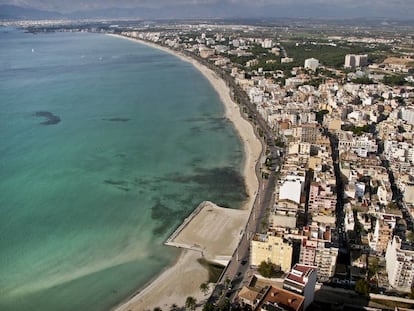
[248, 87, 264, 103]
[347, 111, 364, 123]
[283, 264, 317, 310]
[385, 236, 414, 292]
[262, 38, 273, 48]
[285, 77, 305, 87]
[304, 58, 319, 71]
[300, 238, 338, 281]
[352, 136, 378, 157]
[315, 242, 338, 281]
[377, 179, 392, 205]
[384, 140, 414, 163]
[338, 133, 378, 158]
[401, 108, 414, 125]
[344, 54, 368, 68]
[281, 57, 294, 63]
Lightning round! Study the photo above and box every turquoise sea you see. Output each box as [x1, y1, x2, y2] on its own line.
[0, 28, 246, 311]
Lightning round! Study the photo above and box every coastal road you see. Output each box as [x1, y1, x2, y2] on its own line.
[211, 62, 281, 293]
[180, 49, 283, 306]
[213, 165, 277, 304]
[212, 173, 276, 306]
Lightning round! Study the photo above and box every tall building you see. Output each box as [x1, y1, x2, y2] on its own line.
[251, 231, 294, 272]
[401, 108, 414, 125]
[338, 133, 378, 158]
[368, 215, 395, 254]
[300, 238, 338, 281]
[344, 54, 355, 68]
[283, 264, 318, 310]
[308, 182, 337, 215]
[262, 38, 273, 48]
[344, 54, 368, 68]
[314, 241, 338, 281]
[304, 58, 319, 71]
[385, 236, 414, 292]
[292, 124, 319, 144]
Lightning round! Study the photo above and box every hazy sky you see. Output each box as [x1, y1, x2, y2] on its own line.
[1, 0, 413, 18]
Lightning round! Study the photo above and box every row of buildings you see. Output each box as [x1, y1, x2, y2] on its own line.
[119, 27, 414, 308]
[239, 264, 317, 311]
[249, 121, 339, 283]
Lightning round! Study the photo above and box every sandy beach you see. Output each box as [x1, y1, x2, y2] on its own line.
[110, 34, 262, 311]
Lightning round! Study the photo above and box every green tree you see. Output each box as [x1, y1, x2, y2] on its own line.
[200, 282, 210, 296]
[398, 125, 406, 133]
[203, 302, 216, 311]
[260, 219, 268, 232]
[170, 304, 179, 311]
[355, 279, 370, 296]
[224, 277, 231, 289]
[407, 231, 414, 243]
[352, 77, 374, 85]
[409, 287, 414, 299]
[275, 138, 286, 148]
[384, 75, 406, 86]
[387, 202, 397, 210]
[258, 261, 275, 278]
[185, 296, 197, 311]
[368, 258, 379, 280]
[316, 109, 329, 124]
[153, 308, 162, 311]
[219, 298, 230, 311]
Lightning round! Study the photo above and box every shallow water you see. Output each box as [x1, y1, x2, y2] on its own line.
[0, 29, 246, 311]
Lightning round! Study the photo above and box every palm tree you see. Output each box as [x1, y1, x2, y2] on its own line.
[200, 282, 210, 296]
[224, 277, 231, 289]
[170, 304, 179, 311]
[185, 296, 197, 311]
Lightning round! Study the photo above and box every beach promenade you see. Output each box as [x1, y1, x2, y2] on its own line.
[110, 33, 264, 311]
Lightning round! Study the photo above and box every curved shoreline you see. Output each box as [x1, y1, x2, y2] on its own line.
[108, 33, 262, 311]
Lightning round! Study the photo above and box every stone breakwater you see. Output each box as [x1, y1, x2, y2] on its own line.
[164, 201, 207, 249]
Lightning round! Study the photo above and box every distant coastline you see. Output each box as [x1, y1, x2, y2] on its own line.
[108, 33, 263, 311]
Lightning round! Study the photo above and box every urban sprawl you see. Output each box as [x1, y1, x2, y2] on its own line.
[7, 19, 414, 310]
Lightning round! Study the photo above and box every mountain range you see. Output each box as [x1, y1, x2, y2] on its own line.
[0, 3, 413, 21]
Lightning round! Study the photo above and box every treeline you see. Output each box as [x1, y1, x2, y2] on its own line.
[230, 41, 392, 74]
[341, 123, 374, 136]
[282, 41, 375, 68]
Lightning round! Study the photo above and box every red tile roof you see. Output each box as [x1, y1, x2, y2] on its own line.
[285, 264, 317, 286]
[256, 286, 304, 311]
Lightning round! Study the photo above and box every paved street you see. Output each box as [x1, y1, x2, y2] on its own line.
[207, 69, 282, 305]
[186, 50, 285, 306]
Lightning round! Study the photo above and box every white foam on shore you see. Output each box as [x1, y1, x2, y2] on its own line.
[3, 246, 149, 299]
